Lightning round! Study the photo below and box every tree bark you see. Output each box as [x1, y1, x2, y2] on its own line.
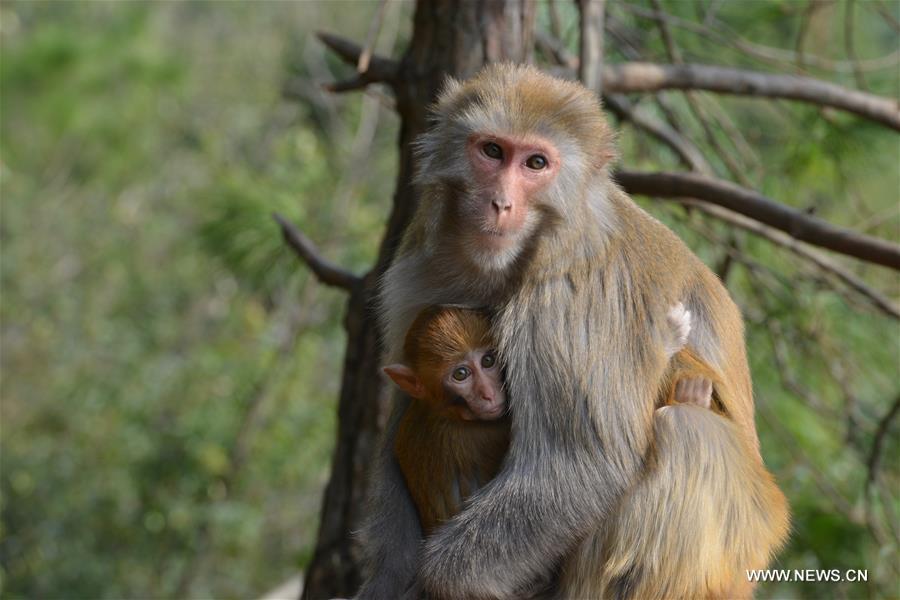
[300, 2, 535, 599]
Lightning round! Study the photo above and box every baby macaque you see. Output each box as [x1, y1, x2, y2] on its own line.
[384, 303, 714, 535]
[384, 306, 508, 534]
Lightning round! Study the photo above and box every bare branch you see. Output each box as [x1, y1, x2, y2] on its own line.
[316, 31, 400, 88]
[577, 0, 606, 95]
[676, 200, 900, 319]
[602, 62, 900, 131]
[614, 170, 900, 270]
[273, 213, 361, 291]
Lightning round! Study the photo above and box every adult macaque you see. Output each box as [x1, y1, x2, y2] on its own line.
[360, 64, 788, 599]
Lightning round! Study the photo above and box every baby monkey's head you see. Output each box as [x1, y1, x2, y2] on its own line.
[383, 306, 506, 422]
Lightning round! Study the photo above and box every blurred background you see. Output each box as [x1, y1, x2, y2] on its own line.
[1, 1, 897, 599]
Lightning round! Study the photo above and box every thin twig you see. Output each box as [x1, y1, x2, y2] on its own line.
[603, 16, 691, 137]
[604, 95, 713, 174]
[547, 0, 563, 41]
[793, 0, 817, 72]
[758, 408, 858, 517]
[357, 0, 390, 73]
[535, 31, 712, 174]
[844, 0, 868, 91]
[866, 393, 900, 495]
[615, 170, 900, 270]
[273, 213, 362, 291]
[871, 1, 900, 33]
[700, 95, 764, 178]
[619, 3, 900, 73]
[648, 0, 751, 185]
[535, 29, 578, 68]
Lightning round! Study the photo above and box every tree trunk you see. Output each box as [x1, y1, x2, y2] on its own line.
[300, 2, 535, 599]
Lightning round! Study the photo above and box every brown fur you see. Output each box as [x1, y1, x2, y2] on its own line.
[392, 307, 510, 534]
[395, 403, 509, 535]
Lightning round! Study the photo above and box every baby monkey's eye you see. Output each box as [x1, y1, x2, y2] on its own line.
[526, 154, 548, 170]
[482, 142, 503, 160]
[452, 366, 471, 381]
[481, 351, 497, 368]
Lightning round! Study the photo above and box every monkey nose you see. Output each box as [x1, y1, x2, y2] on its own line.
[491, 197, 512, 213]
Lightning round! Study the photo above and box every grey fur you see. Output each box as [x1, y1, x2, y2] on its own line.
[356, 64, 785, 599]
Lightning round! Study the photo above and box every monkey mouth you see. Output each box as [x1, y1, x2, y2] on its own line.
[477, 227, 517, 250]
[472, 402, 506, 420]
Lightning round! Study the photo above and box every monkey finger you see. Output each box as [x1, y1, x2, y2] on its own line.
[673, 378, 688, 404]
[700, 379, 713, 408]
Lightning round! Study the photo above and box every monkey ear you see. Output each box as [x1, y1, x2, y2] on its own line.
[382, 364, 427, 399]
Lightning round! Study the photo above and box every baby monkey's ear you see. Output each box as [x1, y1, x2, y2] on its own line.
[383, 364, 427, 399]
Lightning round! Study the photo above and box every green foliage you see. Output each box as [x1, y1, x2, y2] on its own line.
[1, 1, 897, 599]
[1, 2, 392, 598]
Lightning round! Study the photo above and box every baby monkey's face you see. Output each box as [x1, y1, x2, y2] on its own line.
[442, 347, 506, 422]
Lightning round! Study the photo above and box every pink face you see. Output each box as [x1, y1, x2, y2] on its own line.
[443, 347, 506, 421]
[465, 134, 560, 252]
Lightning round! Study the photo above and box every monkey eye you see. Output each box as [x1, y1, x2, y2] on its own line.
[481, 351, 497, 368]
[525, 154, 548, 170]
[452, 366, 471, 381]
[482, 142, 503, 160]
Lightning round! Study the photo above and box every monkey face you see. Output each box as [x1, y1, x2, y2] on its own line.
[461, 133, 560, 255]
[411, 65, 617, 275]
[442, 348, 507, 421]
